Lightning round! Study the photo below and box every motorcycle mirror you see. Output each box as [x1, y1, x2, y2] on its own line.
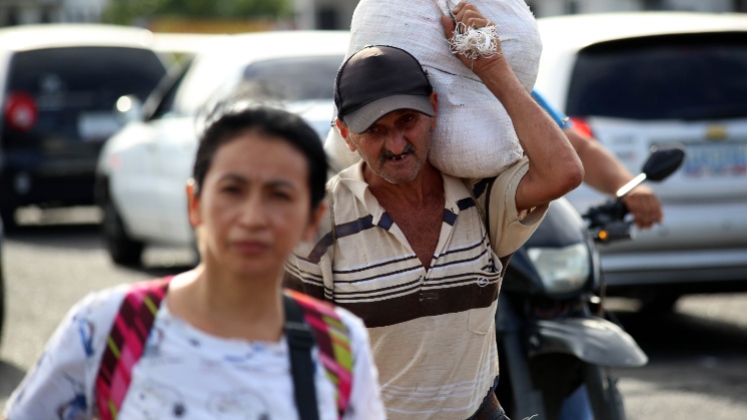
[615, 146, 686, 197]
[642, 146, 686, 182]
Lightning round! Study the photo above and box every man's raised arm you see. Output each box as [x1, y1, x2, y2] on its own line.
[442, 3, 583, 211]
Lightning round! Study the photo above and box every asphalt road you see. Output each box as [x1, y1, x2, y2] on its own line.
[1, 216, 746, 418]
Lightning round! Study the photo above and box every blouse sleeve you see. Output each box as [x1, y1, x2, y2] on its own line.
[4, 288, 124, 420]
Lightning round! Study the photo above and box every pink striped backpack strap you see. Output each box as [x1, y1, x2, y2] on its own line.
[96, 277, 171, 420]
[286, 289, 354, 419]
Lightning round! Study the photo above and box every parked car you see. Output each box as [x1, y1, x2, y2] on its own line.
[534, 13, 747, 308]
[96, 31, 349, 265]
[0, 25, 168, 230]
[151, 32, 222, 65]
[0, 217, 4, 342]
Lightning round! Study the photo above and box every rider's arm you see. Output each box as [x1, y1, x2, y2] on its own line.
[565, 127, 662, 229]
[531, 90, 663, 229]
[564, 127, 632, 194]
[442, 4, 583, 212]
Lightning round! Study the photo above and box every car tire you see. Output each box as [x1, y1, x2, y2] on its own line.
[583, 363, 626, 420]
[0, 205, 18, 233]
[0, 247, 5, 344]
[102, 198, 144, 266]
[640, 293, 681, 314]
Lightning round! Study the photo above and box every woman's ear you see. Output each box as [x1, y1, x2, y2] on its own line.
[186, 179, 202, 228]
[303, 202, 327, 243]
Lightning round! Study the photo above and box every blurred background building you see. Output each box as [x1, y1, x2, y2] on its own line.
[0, 0, 108, 25]
[528, 0, 741, 16]
[0, 0, 746, 30]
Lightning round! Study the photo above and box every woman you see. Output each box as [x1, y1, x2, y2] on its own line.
[5, 106, 386, 420]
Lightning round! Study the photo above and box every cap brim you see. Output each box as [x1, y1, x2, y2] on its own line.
[343, 94, 435, 134]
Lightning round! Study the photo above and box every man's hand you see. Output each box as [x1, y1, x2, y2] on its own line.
[563, 127, 663, 230]
[440, 2, 505, 76]
[440, 3, 582, 211]
[621, 184, 662, 229]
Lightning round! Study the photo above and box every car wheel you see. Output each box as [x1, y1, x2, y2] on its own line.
[0, 205, 18, 233]
[640, 293, 681, 314]
[102, 198, 144, 266]
[0, 248, 5, 344]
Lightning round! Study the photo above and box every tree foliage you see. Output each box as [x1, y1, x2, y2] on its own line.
[103, 0, 292, 25]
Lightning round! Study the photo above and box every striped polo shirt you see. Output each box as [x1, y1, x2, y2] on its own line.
[285, 157, 548, 420]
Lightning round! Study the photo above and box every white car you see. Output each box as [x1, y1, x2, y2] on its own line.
[535, 13, 747, 307]
[96, 31, 349, 265]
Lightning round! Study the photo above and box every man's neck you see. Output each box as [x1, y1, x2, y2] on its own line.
[363, 161, 443, 207]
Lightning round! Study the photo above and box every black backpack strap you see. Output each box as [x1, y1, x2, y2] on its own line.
[284, 294, 321, 420]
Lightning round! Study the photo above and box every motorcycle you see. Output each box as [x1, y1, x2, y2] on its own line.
[495, 147, 685, 420]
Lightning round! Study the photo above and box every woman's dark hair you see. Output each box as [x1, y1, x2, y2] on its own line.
[193, 105, 328, 209]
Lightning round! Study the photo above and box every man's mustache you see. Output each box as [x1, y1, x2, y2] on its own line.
[379, 143, 416, 163]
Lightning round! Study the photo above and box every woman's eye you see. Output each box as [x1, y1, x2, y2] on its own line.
[221, 186, 242, 194]
[271, 191, 292, 201]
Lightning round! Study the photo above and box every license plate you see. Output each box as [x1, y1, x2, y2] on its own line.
[681, 143, 747, 178]
[78, 112, 121, 141]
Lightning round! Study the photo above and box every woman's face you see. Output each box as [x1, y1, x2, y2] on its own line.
[188, 131, 324, 279]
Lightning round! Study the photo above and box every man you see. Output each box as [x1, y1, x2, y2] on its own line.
[285, 4, 583, 419]
[532, 90, 663, 229]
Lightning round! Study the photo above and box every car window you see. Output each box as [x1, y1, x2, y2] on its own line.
[566, 32, 747, 121]
[148, 60, 193, 120]
[240, 55, 344, 102]
[174, 54, 344, 117]
[4, 47, 166, 142]
[172, 54, 244, 117]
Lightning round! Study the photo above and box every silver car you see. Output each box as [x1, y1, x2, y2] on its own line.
[535, 13, 747, 308]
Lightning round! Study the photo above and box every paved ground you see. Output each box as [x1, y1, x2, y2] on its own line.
[611, 298, 747, 420]
[1, 216, 746, 418]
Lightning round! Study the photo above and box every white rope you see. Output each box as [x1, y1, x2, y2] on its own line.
[449, 22, 501, 60]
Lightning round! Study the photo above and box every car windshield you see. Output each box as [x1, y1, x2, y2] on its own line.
[240, 55, 344, 102]
[5, 46, 166, 142]
[566, 32, 747, 121]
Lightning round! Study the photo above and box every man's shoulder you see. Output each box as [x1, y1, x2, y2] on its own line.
[291, 169, 366, 265]
[327, 163, 362, 199]
[465, 157, 529, 206]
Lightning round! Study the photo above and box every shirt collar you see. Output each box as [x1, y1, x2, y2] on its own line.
[336, 161, 474, 224]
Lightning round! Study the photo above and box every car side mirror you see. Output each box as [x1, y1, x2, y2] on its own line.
[642, 146, 686, 182]
[115, 95, 144, 124]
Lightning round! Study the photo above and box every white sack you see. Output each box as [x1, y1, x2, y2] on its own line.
[326, 0, 542, 178]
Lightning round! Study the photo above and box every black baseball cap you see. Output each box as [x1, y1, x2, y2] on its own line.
[334, 45, 434, 134]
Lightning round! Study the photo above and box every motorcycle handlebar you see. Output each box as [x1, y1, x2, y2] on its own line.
[583, 199, 632, 244]
[584, 199, 629, 225]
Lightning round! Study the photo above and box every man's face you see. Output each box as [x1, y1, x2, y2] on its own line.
[339, 92, 438, 185]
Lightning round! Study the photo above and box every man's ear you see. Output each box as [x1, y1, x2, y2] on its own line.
[303, 202, 327, 243]
[336, 118, 357, 153]
[429, 91, 439, 130]
[186, 179, 202, 228]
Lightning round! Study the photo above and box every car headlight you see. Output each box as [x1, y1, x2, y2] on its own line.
[527, 243, 590, 294]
